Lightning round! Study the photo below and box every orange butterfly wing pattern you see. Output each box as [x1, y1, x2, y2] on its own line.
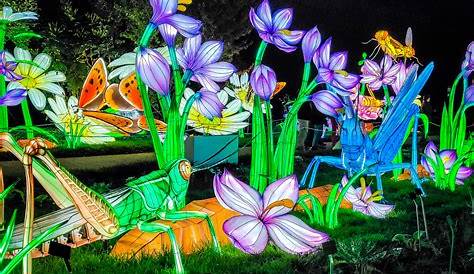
[137, 115, 167, 132]
[105, 84, 136, 111]
[118, 73, 143, 111]
[271, 82, 286, 99]
[79, 58, 108, 111]
[83, 111, 141, 134]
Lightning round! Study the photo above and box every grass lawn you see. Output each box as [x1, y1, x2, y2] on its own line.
[8, 163, 473, 274]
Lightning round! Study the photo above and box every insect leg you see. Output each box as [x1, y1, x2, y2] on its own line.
[375, 167, 383, 195]
[137, 221, 185, 274]
[163, 211, 221, 253]
[302, 156, 344, 188]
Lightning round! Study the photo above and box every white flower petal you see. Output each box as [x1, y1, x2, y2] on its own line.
[35, 82, 65, 95]
[28, 88, 47, 110]
[29, 53, 52, 78]
[14, 47, 32, 76]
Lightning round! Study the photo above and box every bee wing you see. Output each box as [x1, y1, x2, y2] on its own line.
[405, 27, 413, 47]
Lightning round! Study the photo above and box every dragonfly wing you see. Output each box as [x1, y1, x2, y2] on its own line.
[8, 187, 130, 250]
[372, 62, 434, 163]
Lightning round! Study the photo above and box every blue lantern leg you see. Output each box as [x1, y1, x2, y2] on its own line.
[300, 156, 344, 188]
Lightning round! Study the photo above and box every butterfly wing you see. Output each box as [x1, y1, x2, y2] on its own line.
[118, 72, 143, 111]
[78, 58, 109, 111]
[405, 27, 413, 47]
[83, 111, 140, 134]
[104, 83, 137, 111]
[270, 82, 286, 99]
[137, 115, 167, 132]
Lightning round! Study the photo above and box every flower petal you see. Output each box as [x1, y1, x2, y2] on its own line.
[197, 62, 236, 82]
[367, 203, 395, 219]
[27, 88, 47, 110]
[195, 41, 224, 69]
[256, 0, 273, 29]
[35, 71, 66, 83]
[14, 47, 32, 76]
[29, 53, 52, 78]
[266, 214, 329, 254]
[223, 215, 268, 254]
[329, 51, 348, 71]
[165, 14, 202, 38]
[249, 8, 268, 34]
[194, 90, 224, 119]
[35, 82, 65, 96]
[272, 8, 293, 30]
[439, 149, 457, 169]
[262, 175, 298, 219]
[213, 169, 263, 216]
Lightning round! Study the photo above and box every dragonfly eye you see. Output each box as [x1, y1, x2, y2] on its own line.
[179, 160, 192, 180]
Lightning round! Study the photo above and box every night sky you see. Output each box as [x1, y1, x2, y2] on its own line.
[31, 0, 474, 123]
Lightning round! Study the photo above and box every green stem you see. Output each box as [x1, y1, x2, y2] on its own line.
[255, 41, 267, 66]
[449, 72, 463, 120]
[20, 100, 34, 139]
[382, 85, 391, 113]
[137, 23, 166, 168]
[265, 101, 275, 181]
[168, 46, 183, 104]
[0, 22, 8, 132]
[179, 94, 197, 137]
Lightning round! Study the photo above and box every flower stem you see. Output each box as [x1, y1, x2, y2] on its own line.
[137, 23, 166, 168]
[20, 100, 34, 139]
[255, 41, 267, 66]
[0, 22, 8, 132]
[382, 85, 392, 113]
[265, 101, 275, 181]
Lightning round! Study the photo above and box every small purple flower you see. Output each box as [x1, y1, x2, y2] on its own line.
[214, 169, 329, 254]
[313, 38, 360, 95]
[148, 0, 202, 37]
[310, 90, 344, 118]
[461, 42, 474, 76]
[250, 64, 277, 101]
[136, 47, 171, 96]
[249, 0, 304, 53]
[465, 85, 474, 107]
[0, 51, 22, 81]
[158, 23, 178, 47]
[421, 141, 473, 185]
[361, 55, 401, 91]
[301, 26, 321, 63]
[0, 88, 27, 106]
[391, 63, 418, 94]
[194, 90, 225, 119]
[177, 35, 236, 92]
[340, 175, 394, 219]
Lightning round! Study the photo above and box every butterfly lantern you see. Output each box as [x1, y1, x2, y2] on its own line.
[76, 58, 167, 135]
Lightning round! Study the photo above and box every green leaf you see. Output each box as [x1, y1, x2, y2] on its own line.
[454, 111, 466, 155]
[440, 104, 450, 150]
[0, 183, 16, 201]
[418, 113, 430, 138]
[0, 210, 16, 265]
[9, 125, 59, 144]
[12, 32, 42, 41]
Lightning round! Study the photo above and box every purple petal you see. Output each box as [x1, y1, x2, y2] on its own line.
[361, 60, 381, 77]
[249, 8, 269, 34]
[223, 215, 268, 254]
[197, 62, 236, 82]
[302, 26, 321, 63]
[193, 74, 221, 92]
[194, 90, 225, 119]
[384, 62, 401, 79]
[272, 36, 298, 53]
[421, 156, 435, 174]
[313, 38, 332, 68]
[0, 88, 27, 106]
[149, 0, 177, 24]
[181, 35, 202, 67]
[164, 14, 202, 38]
[333, 72, 360, 90]
[317, 68, 334, 84]
[194, 41, 224, 68]
[329, 51, 348, 71]
[250, 64, 277, 101]
[136, 47, 170, 96]
[278, 30, 304, 46]
[439, 149, 457, 169]
[380, 55, 393, 72]
[456, 166, 472, 181]
[213, 169, 263, 216]
[256, 0, 273, 29]
[158, 23, 177, 47]
[272, 8, 293, 30]
[310, 90, 343, 118]
[367, 203, 395, 219]
[266, 215, 329, 254]
[262, 175, 299, 219]
[424, 141, 438, 159]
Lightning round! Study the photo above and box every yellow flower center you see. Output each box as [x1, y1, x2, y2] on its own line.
[335, 70, 349, 77]
[20, 76, 37, 89]
[279, 29, 291, 35]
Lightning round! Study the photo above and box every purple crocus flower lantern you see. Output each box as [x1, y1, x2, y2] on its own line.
[313, 38, 360, 95]
[249, 0, 304, 53]
[301, 26, 321, 63]
[193, 90, 225, 119]
[0, 88, 27, 106]
[0, 51, 22, 81]
[136, 47, 171, 96]
[158, 23, 178, 47]
[310, 90, 344, 118]
[148, 0, 201, 37]
[177, 35, 236, 92]
[360, 55, 401, 91]
[462, 42, 474, 76]
[214, 169, 329, 255]
[465, 85, 474, 108]
[250, 64, 277, 101]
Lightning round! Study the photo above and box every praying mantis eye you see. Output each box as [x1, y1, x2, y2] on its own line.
[179, 160, 192, 180]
